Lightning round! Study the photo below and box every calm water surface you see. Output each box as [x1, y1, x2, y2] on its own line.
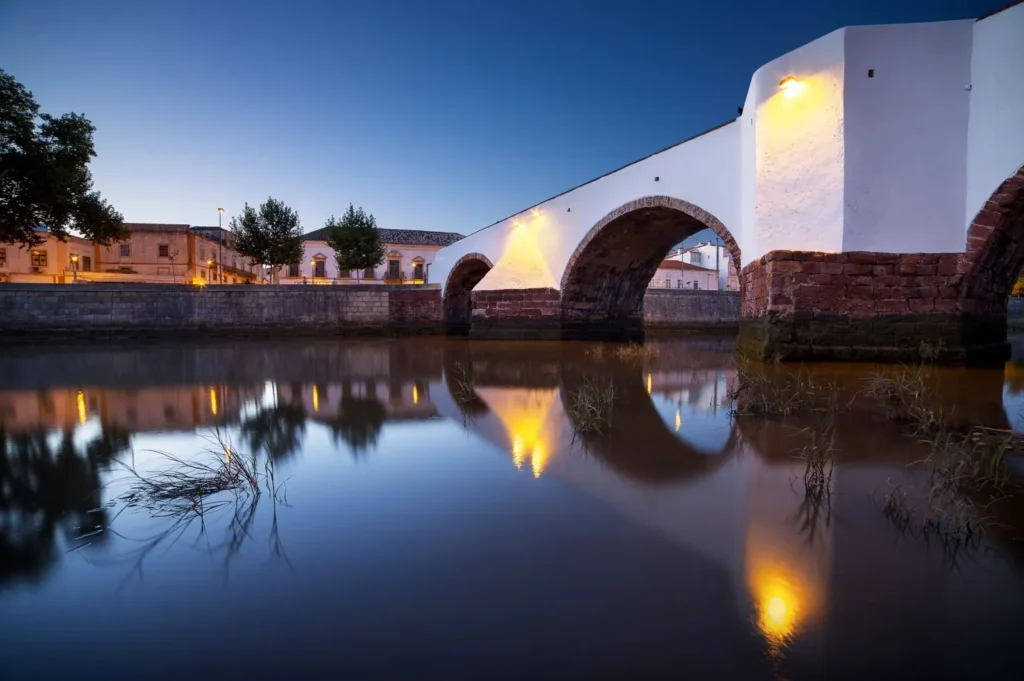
[2, 336, 1024, 680]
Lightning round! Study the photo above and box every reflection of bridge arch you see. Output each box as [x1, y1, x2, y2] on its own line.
[441, 340, 741, 483]
[558, 356, 741, 483]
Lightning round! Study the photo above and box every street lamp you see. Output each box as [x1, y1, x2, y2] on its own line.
[217, 207, 225, 284]
[69, 254, 78, 283]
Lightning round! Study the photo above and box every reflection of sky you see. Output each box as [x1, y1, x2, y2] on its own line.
[648, 373, 732, 455]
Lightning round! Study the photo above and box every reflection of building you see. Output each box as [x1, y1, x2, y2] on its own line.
[287, 228, 464, 285]
[276, 379, 438, 423]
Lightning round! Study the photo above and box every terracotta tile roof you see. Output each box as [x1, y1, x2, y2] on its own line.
[657, 259, 718, 272]
[302, 227, 464, 247]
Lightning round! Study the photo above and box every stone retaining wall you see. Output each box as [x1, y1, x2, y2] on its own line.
[0, 284, 443, 340]
[643, 290, 739, 328]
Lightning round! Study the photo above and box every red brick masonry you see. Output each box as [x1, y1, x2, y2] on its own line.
[739, 251, 1004, 363]
[470, 288, 562, 339]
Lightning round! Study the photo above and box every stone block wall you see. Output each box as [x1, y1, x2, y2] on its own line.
[470, 288, 562, 339]
[0, 284, 443, 340]
[738, 251, 1003, 363]
[643, 290, 739, 328]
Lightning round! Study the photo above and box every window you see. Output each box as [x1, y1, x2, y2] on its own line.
[412, 263, 424, 281]
[690, 252, 701, 264]
[119, 244, 131, 257]
[387, 259, 400, 280]
[363, 268, 375, 279]
[288, 263, 300, 278]
[199, 247, 205, 260]
[677, 279, 683, 289]
[31, 250, 47, 268]
[692, 281, 699, 290]
[81, 256, 92, 272]
[0, 248, 6, 267]
[314, 260, 326, 278]
[158, 244, 170, 258]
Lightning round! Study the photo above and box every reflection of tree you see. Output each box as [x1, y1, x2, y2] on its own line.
[326, 397, 387, 457]
[0, 428, 123, 588]
[240, 398, 306, 463]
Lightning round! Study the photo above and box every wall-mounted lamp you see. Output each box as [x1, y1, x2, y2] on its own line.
[779, 76, 804, 98]
[531, 208, 541, 218]
[513, 219, 521, 228]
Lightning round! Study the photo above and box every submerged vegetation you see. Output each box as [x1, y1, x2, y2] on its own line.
[566, 377, 617, 434]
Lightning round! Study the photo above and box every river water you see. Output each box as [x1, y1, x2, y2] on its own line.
[1, 336, 1023, 680]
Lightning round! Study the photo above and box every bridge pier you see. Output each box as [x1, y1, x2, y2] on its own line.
[738, 250, 1008, 365]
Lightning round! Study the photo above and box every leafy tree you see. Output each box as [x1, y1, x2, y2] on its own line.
[0, 69, 125, 247]
[324, 204, 386, 282]
[326, 395, 387, 457]
[227, 198, 303, 283]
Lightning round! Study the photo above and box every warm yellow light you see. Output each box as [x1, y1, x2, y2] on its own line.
[312, 385, 320, 412]
[412, 384, 419, 405]
[513, 219, 521, 228]
[757, 583, 798, 642]
[646, 373, 652, 395]
[192, 277, 207, 287]
[779, 76, 804, 98]
[76, 391, 87, 424]
[674, 409, 681, 432]
[512, 435, 525, 469]
[70, 254, 79, 263]
[531, 443, 546, 478]
[209, 387, 218, 416]
[766, 596, 788, 625]
[531, 208, 541, 218]
[217, 207, 225, 214]
[206, 259, 214, 266]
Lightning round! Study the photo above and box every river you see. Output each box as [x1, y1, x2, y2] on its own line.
[1, 336, 1022, 680]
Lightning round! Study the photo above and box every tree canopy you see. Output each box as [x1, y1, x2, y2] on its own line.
[0, 69, 125, 247]
[228, 197, 304, 282]
[324, 204, 386, 279]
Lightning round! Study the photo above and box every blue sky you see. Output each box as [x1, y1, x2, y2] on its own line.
[0, 0, 994, 236]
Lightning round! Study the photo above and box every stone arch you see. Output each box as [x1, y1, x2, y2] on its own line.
[960, 163, 1024, 319]
[443, 253, 494, 334]
[559, 196, 740, 339]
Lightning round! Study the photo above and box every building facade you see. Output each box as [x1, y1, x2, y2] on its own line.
[282, 228, 464, 284]
[674, 242, 740, 291]
[648, 259, 720, 290]
[0, 223, 258, 285]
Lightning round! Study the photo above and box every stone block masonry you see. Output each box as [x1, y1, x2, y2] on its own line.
[470, 288, 562, 340]
[738, 251, 1004, 364]
[0, 284, 443, 340]
[644, 290, 739, 329]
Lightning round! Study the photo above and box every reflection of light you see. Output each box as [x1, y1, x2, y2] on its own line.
[674, 409, 681, 432]
[512, 436, 525, 468]
[312, 385, 319, 412]
[209, 387, 218, 416]
[531, 444, 546, 478]
[76, 391, 87, 424]
[647, 373, 652, 395]
[754, 576, 799, 644]
[412, 384, 419, 405]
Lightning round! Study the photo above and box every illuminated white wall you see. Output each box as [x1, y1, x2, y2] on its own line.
[966, 3, 1024, 226]
[435, 8, 1024, 295]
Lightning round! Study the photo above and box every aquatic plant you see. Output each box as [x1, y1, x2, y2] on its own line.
[567, 377, 616, 434]
[865, 364, 942, 432]
[450, 361, 477, 404]
[728, 359, 853, 417]
[614, 342, 659, 361]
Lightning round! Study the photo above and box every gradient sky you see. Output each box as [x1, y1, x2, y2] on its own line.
[0, 0, 995, 236]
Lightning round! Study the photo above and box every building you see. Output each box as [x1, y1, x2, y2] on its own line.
[674, 241, 740, 291]
[648, 259, 719, 290]
[0, 223, 258, 285]
[283, 228, 464, 284]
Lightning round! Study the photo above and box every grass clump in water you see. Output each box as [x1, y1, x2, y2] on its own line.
[729, 359, 852, 417]
[865, 364, 942, 432]
[567, 377, 616, 434]
[450, 361, 477, 404]
[614, 342, 659, 360]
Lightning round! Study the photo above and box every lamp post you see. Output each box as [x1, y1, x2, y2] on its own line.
[217, 207, 225, 284]
[206, 258, 214, 284]
[69, 254, 78, 283]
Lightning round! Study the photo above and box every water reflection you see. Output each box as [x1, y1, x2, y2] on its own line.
[0, 337, 1022, 678]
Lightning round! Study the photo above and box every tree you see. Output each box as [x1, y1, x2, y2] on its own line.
[324, 204, 386, 282]
[0, 69, 125, 247]
[228, 198, 303, 283]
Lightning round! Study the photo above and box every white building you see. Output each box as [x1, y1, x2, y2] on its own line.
[284, 228, 464, 284]
[648, 259, 719, 290]
[673, 242, 740, 291]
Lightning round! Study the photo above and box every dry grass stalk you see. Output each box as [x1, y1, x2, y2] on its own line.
[614, 342, 659, 360]
[568, 377, 616, 434]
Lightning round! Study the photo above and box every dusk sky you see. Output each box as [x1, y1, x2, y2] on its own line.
[0, 0, 994, 236]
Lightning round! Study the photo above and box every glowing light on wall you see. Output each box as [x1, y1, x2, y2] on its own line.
[778, 75, 805, 98]
[76, 391, 87, 424]
[209, 387, 218, 416]
[531, 208, 541, 218]
[412, 384, 419, 405]
[480, 217, 557, 290]
[312, 385, 320, 412]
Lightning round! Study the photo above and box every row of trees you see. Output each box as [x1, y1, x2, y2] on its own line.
[229, 199, 387, 283]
